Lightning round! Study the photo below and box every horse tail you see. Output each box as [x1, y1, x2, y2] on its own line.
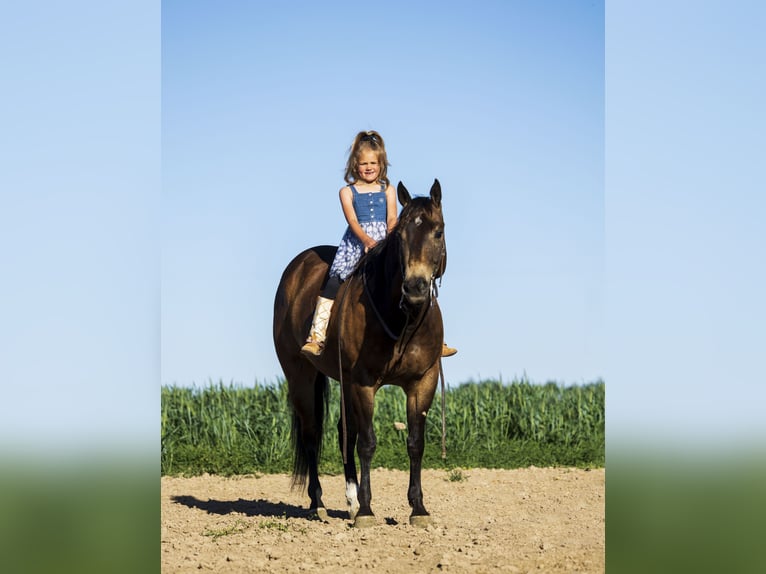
[290, 371, 329, 490]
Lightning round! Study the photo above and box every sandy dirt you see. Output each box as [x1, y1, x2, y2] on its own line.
[161, 467, 604, 573]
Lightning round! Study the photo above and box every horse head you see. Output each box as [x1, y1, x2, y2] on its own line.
[395, 179, 446, 309]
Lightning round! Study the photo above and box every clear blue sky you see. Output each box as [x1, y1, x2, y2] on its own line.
[161, 0, 605, 388]
[1, 1, 763, 454]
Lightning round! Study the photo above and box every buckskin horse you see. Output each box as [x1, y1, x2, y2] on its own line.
[273, 179, 447, 528]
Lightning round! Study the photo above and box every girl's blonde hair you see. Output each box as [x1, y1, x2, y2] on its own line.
[344, 130, 390, 186]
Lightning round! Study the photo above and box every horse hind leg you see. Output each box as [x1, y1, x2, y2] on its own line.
[289, 369, 330, 521]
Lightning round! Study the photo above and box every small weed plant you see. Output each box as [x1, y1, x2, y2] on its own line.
[203, 519, 251, 541]
[448, 468, 468, 482]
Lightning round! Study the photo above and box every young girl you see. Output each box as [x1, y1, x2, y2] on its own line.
[301, 130, 457, 358]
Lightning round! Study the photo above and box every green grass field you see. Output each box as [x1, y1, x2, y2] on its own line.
[161, 378, 604, 476]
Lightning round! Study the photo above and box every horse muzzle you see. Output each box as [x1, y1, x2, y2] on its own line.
[401, 276, 431, 307]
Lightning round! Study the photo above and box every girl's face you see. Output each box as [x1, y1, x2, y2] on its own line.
[356, 150, 381, 184]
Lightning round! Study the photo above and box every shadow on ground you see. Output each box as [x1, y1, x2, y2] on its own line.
[171, 495, 348, 520]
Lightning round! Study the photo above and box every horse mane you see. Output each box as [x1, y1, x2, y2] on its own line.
[351, 230, 396, 277]
[350, 196, 437, 278]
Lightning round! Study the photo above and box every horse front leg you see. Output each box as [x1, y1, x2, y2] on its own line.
[406, 375, 438, 527]
[351, 385, 377, 528]
[338, 408, 359, 521]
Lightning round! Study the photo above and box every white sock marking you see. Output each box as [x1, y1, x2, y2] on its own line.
[346, 480, 360, 519]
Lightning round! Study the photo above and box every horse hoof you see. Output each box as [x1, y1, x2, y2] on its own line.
[309, 508, 329, 522]
[409, 514, 432, 528]
[353, 515, 377, 528]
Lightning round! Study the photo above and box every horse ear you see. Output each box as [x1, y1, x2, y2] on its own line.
[397, 182, 411, 207]
[430, 178, 442, 207]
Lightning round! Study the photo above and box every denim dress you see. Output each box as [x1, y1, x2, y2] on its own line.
[328, 184, 388, 280]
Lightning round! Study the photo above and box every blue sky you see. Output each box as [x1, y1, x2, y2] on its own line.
[1, 1, 764, 453]
[605, 1, 766, 445]
[161, 0, 605, 389]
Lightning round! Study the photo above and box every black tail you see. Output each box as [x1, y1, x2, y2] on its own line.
[290, 372, 329, 490]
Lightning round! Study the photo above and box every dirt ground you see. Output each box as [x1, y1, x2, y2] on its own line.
[161, 467, 604, 573]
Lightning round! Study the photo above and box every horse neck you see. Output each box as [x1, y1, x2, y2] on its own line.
[384, 234, 404, 298]
[365, 234, 406, 326]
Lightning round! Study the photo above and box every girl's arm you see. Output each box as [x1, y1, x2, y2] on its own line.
[339, 186, 377, 250]
[385, 184, 398, 233]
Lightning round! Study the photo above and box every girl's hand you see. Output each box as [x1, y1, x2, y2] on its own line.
[364, 239, 377, 253]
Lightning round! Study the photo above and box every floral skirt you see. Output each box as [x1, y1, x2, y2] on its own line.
[328, 221, 388, 280]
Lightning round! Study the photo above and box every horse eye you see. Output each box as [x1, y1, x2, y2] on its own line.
[434, 230, 443, 239]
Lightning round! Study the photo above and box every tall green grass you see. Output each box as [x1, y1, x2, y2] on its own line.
[161, 378, 604, 476]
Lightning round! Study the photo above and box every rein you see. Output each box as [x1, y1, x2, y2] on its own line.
[336, 275, 354, 465]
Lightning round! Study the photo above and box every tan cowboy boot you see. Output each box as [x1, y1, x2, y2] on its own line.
[301, 296, 334, 357]
[441, 342, 457, 357]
